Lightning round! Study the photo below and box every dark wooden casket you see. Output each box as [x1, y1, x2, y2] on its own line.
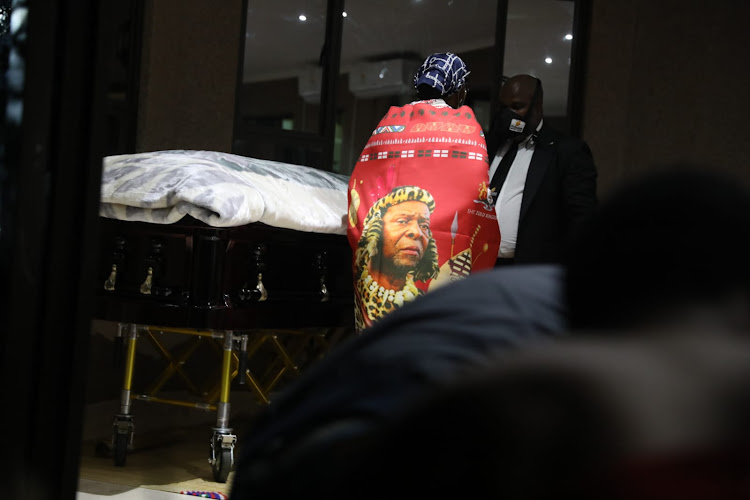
[95, 215, 354, 330]
[93, 151, 355, 481]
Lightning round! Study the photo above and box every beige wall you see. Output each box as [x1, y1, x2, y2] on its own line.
[583, 0, 750, 196]
[136, 0, 242, 153]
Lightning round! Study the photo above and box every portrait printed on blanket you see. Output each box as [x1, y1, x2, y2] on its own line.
[348, 102, 500, 331]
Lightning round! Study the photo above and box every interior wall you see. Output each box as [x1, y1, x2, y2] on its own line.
[582, 0, 750, 196]
[136, 0, 243, 152]
[133, 2, 750, 194]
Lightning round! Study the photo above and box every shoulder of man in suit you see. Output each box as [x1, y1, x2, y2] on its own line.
[531, 124, 557, 147]
[539, 131, 594, 160]
[535, 124, 591, 148]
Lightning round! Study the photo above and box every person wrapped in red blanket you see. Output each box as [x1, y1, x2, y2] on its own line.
[348, 52, 501, 331]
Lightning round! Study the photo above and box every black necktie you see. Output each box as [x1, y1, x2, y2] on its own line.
[489, 142, 518, 203]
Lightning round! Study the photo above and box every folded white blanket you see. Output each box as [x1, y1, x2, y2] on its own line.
[99, 150, 349, 234]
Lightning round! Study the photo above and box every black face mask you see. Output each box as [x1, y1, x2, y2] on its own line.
[493, 78, 541, 144]
[494, 106, 529, 144]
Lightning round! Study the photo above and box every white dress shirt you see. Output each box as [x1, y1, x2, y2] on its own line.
[488, 120, 543, 258]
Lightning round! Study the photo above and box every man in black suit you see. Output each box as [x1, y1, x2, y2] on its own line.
[487, 74, 598, 265]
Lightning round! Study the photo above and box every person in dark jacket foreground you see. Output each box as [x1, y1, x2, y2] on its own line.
[332, 166, 750, 500]
[229, 264, 565, 500]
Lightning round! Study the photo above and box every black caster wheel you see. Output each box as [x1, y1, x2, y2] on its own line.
[212, 447, 232, 483]
[112, 415, 134, 467]
[113, 431, 129, 466]
[209, 431, 236, 483]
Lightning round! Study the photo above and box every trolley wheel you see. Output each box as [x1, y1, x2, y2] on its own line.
[212, 448, 232, 483]
[113, 431, 128, 466]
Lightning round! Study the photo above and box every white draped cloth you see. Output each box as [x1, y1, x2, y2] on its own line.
[99, 150, 349, 234]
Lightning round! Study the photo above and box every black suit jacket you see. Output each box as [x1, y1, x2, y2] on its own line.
[487, 123, 598, 264]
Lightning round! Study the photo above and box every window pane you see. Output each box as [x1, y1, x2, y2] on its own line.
[504, 0, 574, 118]
[338, 0, 498, 174]
[239, 0, 328, 134]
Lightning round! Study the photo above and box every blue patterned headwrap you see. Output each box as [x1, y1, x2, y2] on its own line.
[413, 52, 470, 96]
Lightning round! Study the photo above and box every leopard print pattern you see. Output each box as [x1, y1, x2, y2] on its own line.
[354, 268, 422, 331]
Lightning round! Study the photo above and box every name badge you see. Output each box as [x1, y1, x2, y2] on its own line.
[509, 119, 526, 133]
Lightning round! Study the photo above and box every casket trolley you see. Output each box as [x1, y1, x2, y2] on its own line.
[94, 151, 354, 482]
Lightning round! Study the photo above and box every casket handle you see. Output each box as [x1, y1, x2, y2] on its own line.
[140, 267, 153, 295]
[238, 271, 268, 302]
[251, 244, 268, 301]
[104, 264, 118, 291]
[140, 239, 165, 296]
[255, 272, 268, 302]
[315, 251, 330, 302]
[239, 244, 268, 302]
[320, 276, 330, 302]
[104, 236, 126, 291]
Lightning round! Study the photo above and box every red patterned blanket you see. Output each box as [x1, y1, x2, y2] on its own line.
[348, 101, 500, 331]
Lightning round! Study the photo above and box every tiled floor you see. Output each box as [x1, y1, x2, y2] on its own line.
[78, 324, 268, 500]
[76, 395, 253, 500]
[77, 479, 187, 499]
[77, 322, 349, 500]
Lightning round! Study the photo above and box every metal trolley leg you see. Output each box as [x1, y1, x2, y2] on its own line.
[112, 323, 137, 466]
[209, 330, 237, 483]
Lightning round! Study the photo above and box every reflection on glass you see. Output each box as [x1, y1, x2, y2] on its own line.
[1, 0, 26, 323]
[235, 0, 501, 173]
[338, 0, 498, 174]
[239, 0, 327, 134]
[504, 0, 574, 117]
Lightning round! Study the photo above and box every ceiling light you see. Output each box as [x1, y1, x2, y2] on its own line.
[342, 11, 347, 17]
[564, 34, 573, 40]
[545, 57, 552, 64]
[298, 14, 307, 21]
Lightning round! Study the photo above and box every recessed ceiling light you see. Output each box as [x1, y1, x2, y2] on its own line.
[342, 11, 347, 17]
[299, 14, 307, 21]
[564, 34, 573, 40]
[545, 57, 553, 64]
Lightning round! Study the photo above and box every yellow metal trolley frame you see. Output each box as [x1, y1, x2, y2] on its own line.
[111, 322, 338, 482]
